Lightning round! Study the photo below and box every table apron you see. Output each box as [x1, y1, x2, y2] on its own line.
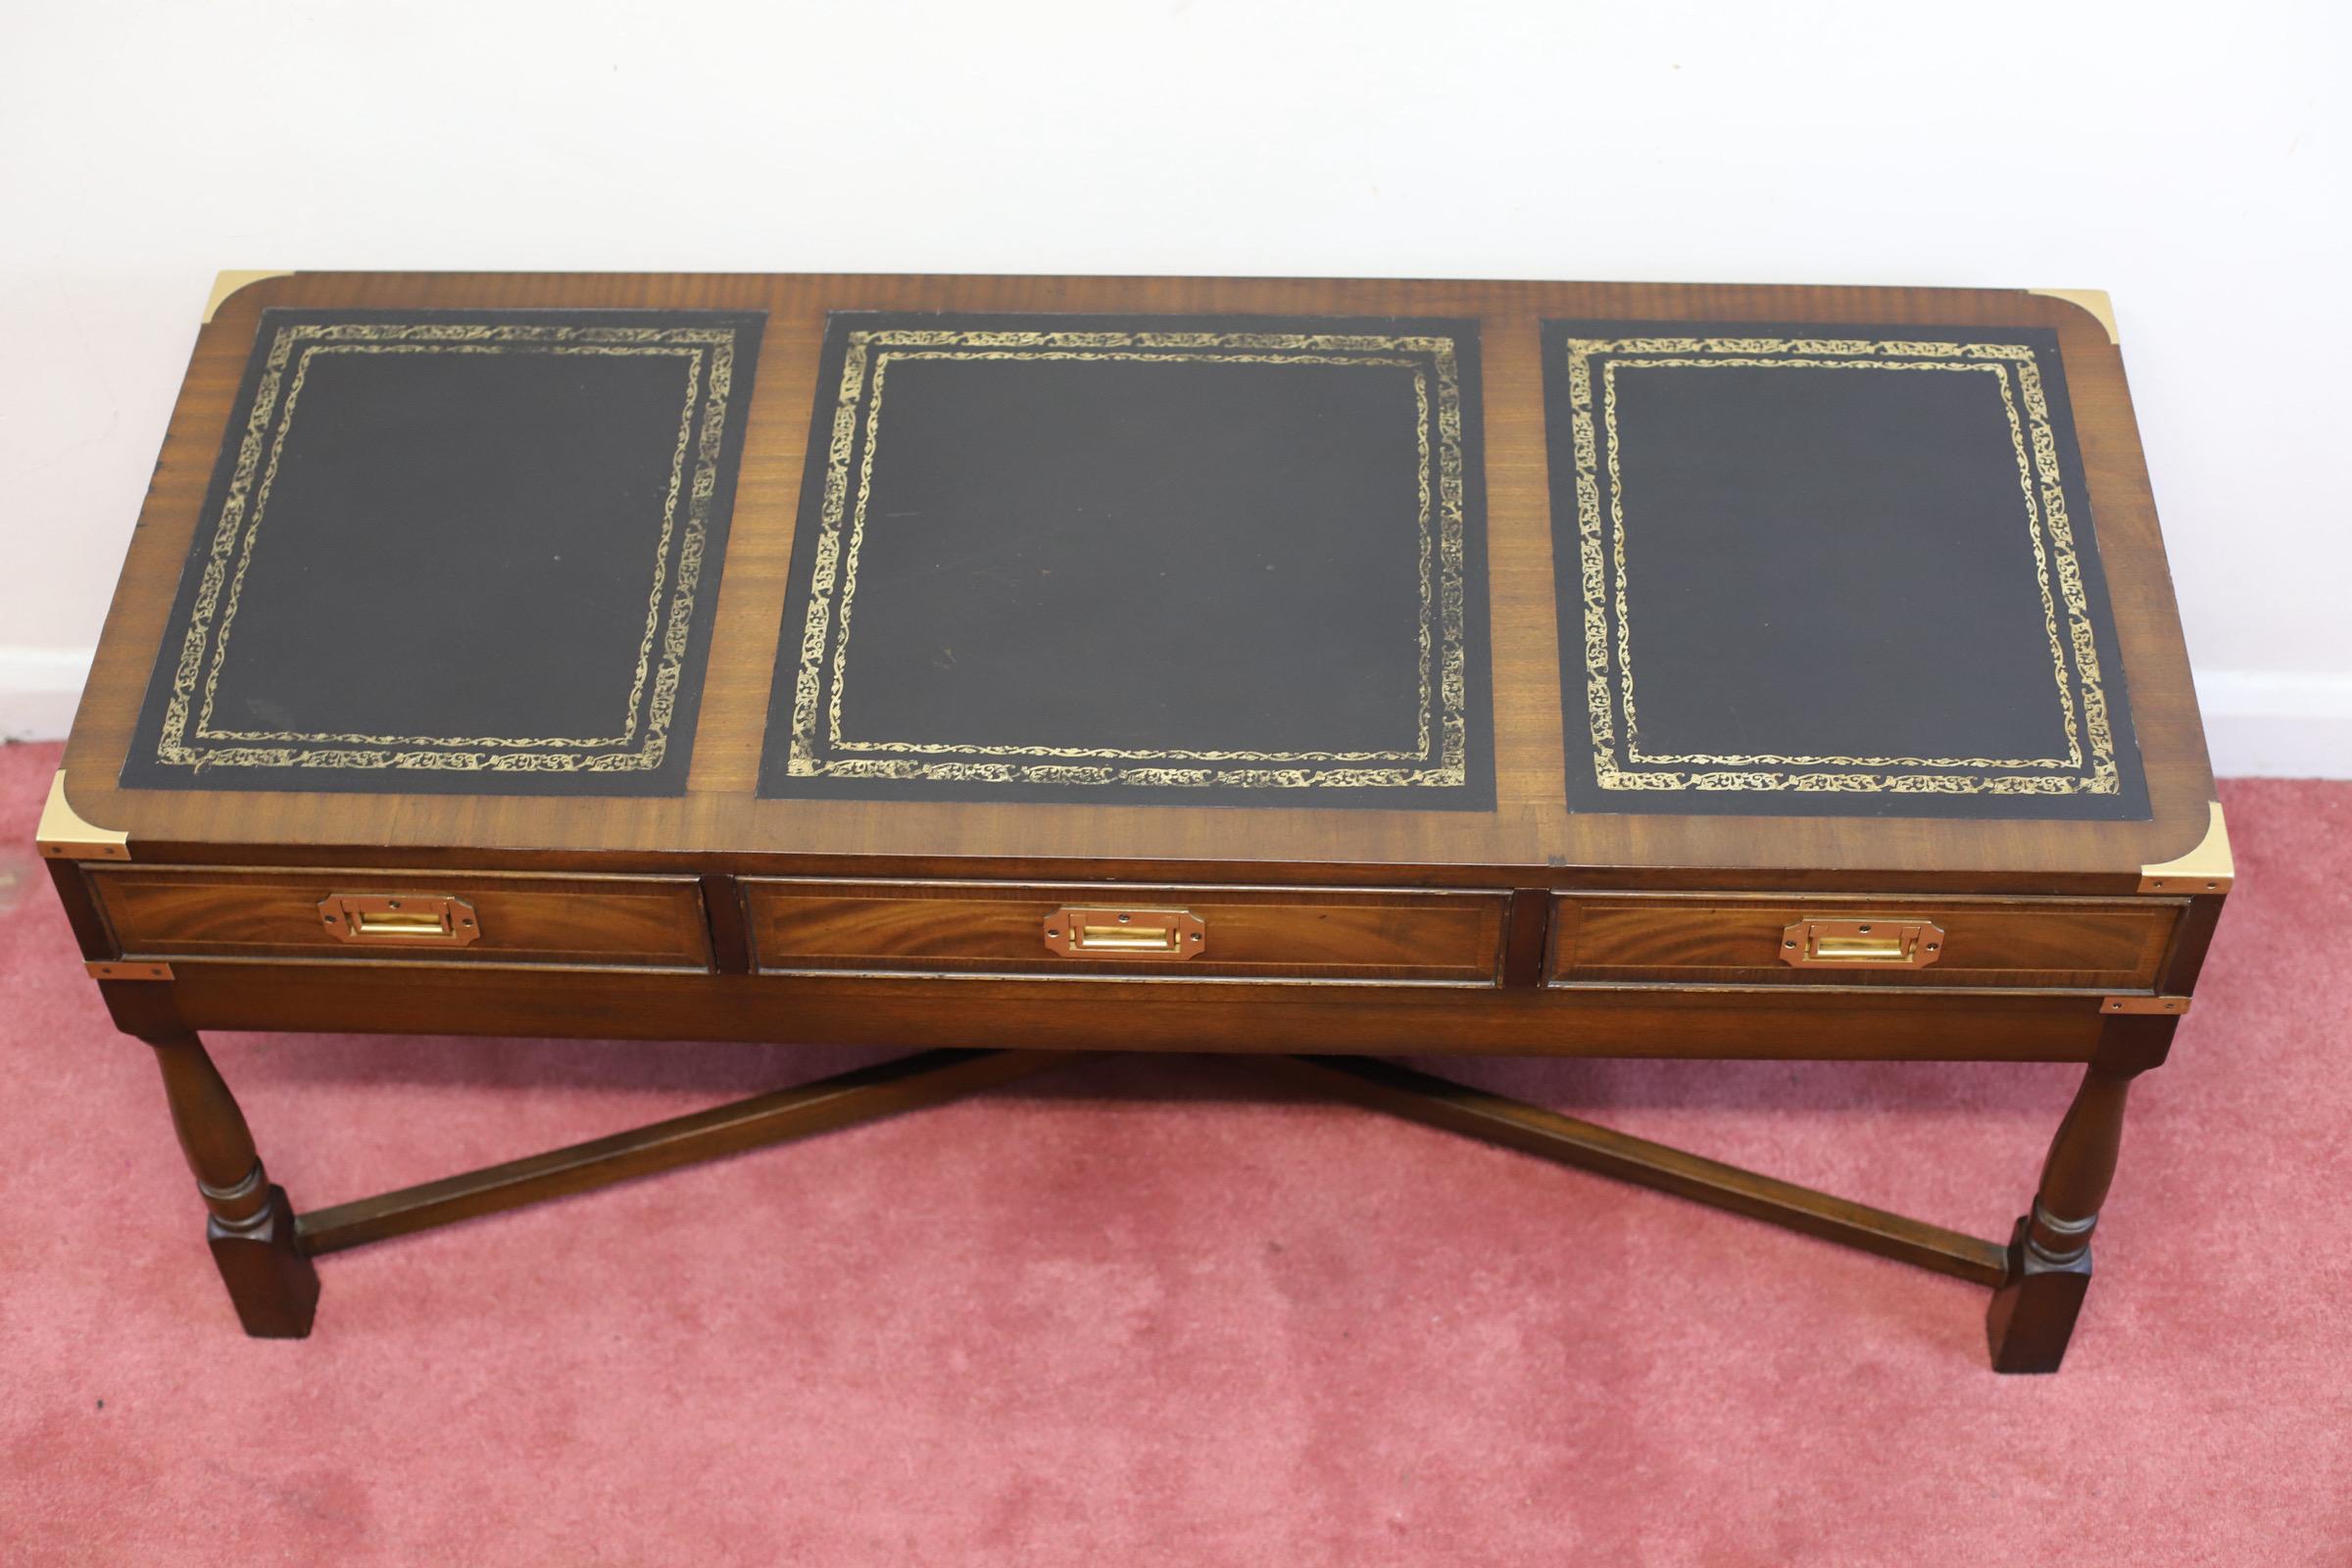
[146, 963, 2114, 1062]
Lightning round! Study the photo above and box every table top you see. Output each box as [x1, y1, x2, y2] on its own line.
[55, 272, 2215, 888]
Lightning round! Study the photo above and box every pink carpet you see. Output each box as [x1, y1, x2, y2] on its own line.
[2, 737, 2345, 1564]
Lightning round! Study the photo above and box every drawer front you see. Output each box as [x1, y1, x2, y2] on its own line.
[93, 869, 711, 970]
[1548, 895, 2180, 989]
[742, 880, 1509, 985]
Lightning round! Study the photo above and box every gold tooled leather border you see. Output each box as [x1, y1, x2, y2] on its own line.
[785, 329, 1473, 790]
[1566, 335, 2121, 797]
[152, 321, 740, 774]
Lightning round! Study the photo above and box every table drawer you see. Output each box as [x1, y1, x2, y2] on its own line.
[742, 880, 1510, 985]
[1548, 895, 2180, 989]
[92, 868, 712, 970]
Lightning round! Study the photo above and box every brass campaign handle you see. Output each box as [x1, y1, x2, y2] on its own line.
[1043, 907, 1206, 959]
[319, 894, 480, 947]
[1780, 918, 1943, 968]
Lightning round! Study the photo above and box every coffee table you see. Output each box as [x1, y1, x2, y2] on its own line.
[40, 271, 2228, 1369]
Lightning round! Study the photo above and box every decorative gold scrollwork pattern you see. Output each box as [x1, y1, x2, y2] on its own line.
[155, 321, 743, 774]
[1564, 336, 2120, 797]
[785, 329, 1473, 791]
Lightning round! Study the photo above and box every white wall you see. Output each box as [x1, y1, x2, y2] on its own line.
[4, 0, 2345, 770]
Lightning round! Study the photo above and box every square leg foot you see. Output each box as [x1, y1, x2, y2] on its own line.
[1984, 1215, 2092, 1374]
[206, 1184, 319, 1340]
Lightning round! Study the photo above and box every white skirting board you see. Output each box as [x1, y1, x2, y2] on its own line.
[2193, 671, 2352, 780]
[3, 646, 2349, 778]
[0, 649, 93, 743]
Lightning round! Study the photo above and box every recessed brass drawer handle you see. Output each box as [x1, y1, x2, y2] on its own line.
[1044, 906, 1206, 959]
[1780, 918, 1943, 968]
[318, 894, 480, 947]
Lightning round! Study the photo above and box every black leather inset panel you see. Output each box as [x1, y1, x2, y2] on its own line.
[759, 313, 1492, 809]
[1541, 320, 2147, 820]
[122, 309, 763, 795]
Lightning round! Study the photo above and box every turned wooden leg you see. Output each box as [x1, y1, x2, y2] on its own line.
[143, 1034, 318, 1339]
[1985, 1056, 2149, 1373]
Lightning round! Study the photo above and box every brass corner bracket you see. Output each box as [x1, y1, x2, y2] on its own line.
[2139, 801, 2232, 894]
[2102, 995, 2190, 1016]
[2029, 288, 2120, 345]
[202, 269, 296, 324]
[37, 771, 130, 861]
[88, 960, 172, 982]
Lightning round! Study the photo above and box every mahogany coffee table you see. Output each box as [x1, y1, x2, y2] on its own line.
[41, 270, 2228, 1369]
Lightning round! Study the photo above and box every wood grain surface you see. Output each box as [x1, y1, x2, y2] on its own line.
[58, 274, 2213, 888]
[91, 865, 713, 970]
[1546, 893, 2180, 990]
[741, 878, 1507, 983]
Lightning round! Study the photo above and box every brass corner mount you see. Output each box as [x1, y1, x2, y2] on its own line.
[2029, 288, 2120, 345]
[2139, 801, 2231, 895]
[202, 270, 296, 324]
[36, 771, 130, 861]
